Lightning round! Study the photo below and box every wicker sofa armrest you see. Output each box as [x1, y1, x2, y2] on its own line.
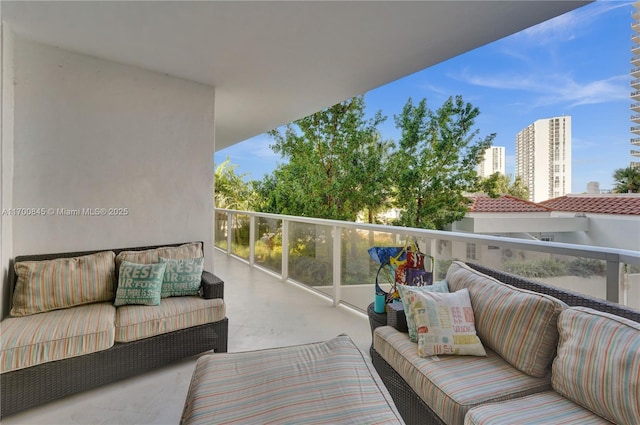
[201, 270, 224, 299]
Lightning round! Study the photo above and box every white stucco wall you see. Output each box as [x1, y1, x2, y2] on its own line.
[10, 38, 215, 273]
[551, 213, 640, 252]
[1, 23, 15, 319]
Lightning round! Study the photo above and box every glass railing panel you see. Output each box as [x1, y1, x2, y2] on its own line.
[214, 210, 229, 250]
[288, 222, 333, 296]
[229, 213, 251, 259]
[254, 216, 283, 274]
[623, 263, 640, 311]
[339, 229, 389, 310]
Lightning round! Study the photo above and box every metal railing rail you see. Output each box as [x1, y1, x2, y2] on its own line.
[215, 208, 640, 308]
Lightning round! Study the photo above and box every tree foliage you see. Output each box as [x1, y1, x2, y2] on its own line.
[390, 96, 495, 230]
[612, 166, 640, 194]
[214, 157, 255, 210]
[263, 96, 391, 221]
[478, 172, 529, 200]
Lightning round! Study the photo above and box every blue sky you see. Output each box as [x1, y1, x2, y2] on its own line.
[216, 0, 633, 194]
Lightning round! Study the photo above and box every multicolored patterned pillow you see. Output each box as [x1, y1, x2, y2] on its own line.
[397, 280, 449, 342]
[159, 257, 204, 297]
[11, 251, 116, 316]
[114, 261, 166, 306]
[412, 288, 486, 357]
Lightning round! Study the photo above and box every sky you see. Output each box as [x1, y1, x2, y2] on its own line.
[216, 0, 634, 194]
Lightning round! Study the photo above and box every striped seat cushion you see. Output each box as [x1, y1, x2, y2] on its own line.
[11, 250, 116, 316]
[464, 391, 612, 425]
[446, 261, 567, 377]
[115, 296, 225, 342]
[552, 307, 640, 425]
[180, 335, 404, 425]
[373, 326, 551, 425]
[1, 302, 116, 373]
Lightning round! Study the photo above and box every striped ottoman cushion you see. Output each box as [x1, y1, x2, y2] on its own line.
[1, 302, 116, 373]
[373, 326, 552, 425]
[464, 391, 611, 424]
[180, 335, 404, 424]
[115, 296, 225, 342]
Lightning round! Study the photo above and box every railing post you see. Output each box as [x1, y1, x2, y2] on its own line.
[226, 212, 233, 255]
[606, 257, 620, 304]
[332, 226, 341, 307]
[249, 215, 256, 267]
[282, 219, 289, 282]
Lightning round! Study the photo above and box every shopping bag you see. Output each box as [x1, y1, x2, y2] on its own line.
[405, 253, 434, 286]
[405, 268, 433, 286]
[368, 246, 403, 266]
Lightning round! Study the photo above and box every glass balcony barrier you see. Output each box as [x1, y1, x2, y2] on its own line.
[214, 208, 640, 313]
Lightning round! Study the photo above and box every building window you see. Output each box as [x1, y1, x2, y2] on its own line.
[466, 243, 477, 260]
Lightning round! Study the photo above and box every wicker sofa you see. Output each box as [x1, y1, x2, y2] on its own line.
[0, 241, 228, 418]
[371, 261, 640, 425]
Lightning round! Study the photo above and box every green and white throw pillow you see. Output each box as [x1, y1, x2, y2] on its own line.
[158, 257, 204, 297]
[397, 280, 450, 342]
[114, 261, 166, 306]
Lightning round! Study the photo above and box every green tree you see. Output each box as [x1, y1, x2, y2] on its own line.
[214, 157, 255, 210]
[612, 166, 640, 193]
[478, 172, 529, 200]
[265, 96, 391, 221]
[391, 96, 495, 230]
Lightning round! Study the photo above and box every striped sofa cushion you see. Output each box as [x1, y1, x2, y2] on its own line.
[11, 251, 116, 316]
[464, 391, 611, 425]
[114, 296, 225, 342]
[552, 307, 640, 425]
[180, 335, 404, 425]
[373, 326, 552, 425]
[1, 302, 116, 373]
[446, 261, 566, 377]
[115, 242, 203, 275]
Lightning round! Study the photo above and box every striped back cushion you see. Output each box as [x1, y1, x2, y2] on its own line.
[115, 242, 203, 274]
[552, 307, 640, 425]
[447, 261, 567, 377]
[11, 251, 116, 316]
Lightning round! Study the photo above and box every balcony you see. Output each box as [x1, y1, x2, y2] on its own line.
[214, 209, 640, 311]
[4, 209, 639, 424]
[2, 248, 372, 424]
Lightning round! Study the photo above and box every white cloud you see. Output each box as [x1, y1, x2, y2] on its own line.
[516, 0, 632, 46]
[458, 71, 629, 110]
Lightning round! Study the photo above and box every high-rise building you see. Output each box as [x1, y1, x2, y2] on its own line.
[631, 1, 640, 168]
[477, 146, 506, 178]
[515, 116, 572, 203]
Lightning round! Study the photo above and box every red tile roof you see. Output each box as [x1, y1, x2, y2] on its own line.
[468, 194, 552, 213]
[540, 194, 640, 216]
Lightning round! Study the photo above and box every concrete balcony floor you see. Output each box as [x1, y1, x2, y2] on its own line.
[3, 250, 372, 425]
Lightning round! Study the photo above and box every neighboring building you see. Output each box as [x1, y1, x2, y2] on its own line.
[632, 0, 640, 168]
[450, 193, 640, 252]
[477, 146, 506, 178]
[515, 116, 572, 203]
[448, 193, 640, 308]
[587, 182, 600, 194]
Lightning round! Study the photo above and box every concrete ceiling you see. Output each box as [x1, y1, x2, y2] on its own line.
[2, 1, 591, 150]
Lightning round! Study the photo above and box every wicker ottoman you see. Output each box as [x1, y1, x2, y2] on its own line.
[180, 335, 405, 424]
